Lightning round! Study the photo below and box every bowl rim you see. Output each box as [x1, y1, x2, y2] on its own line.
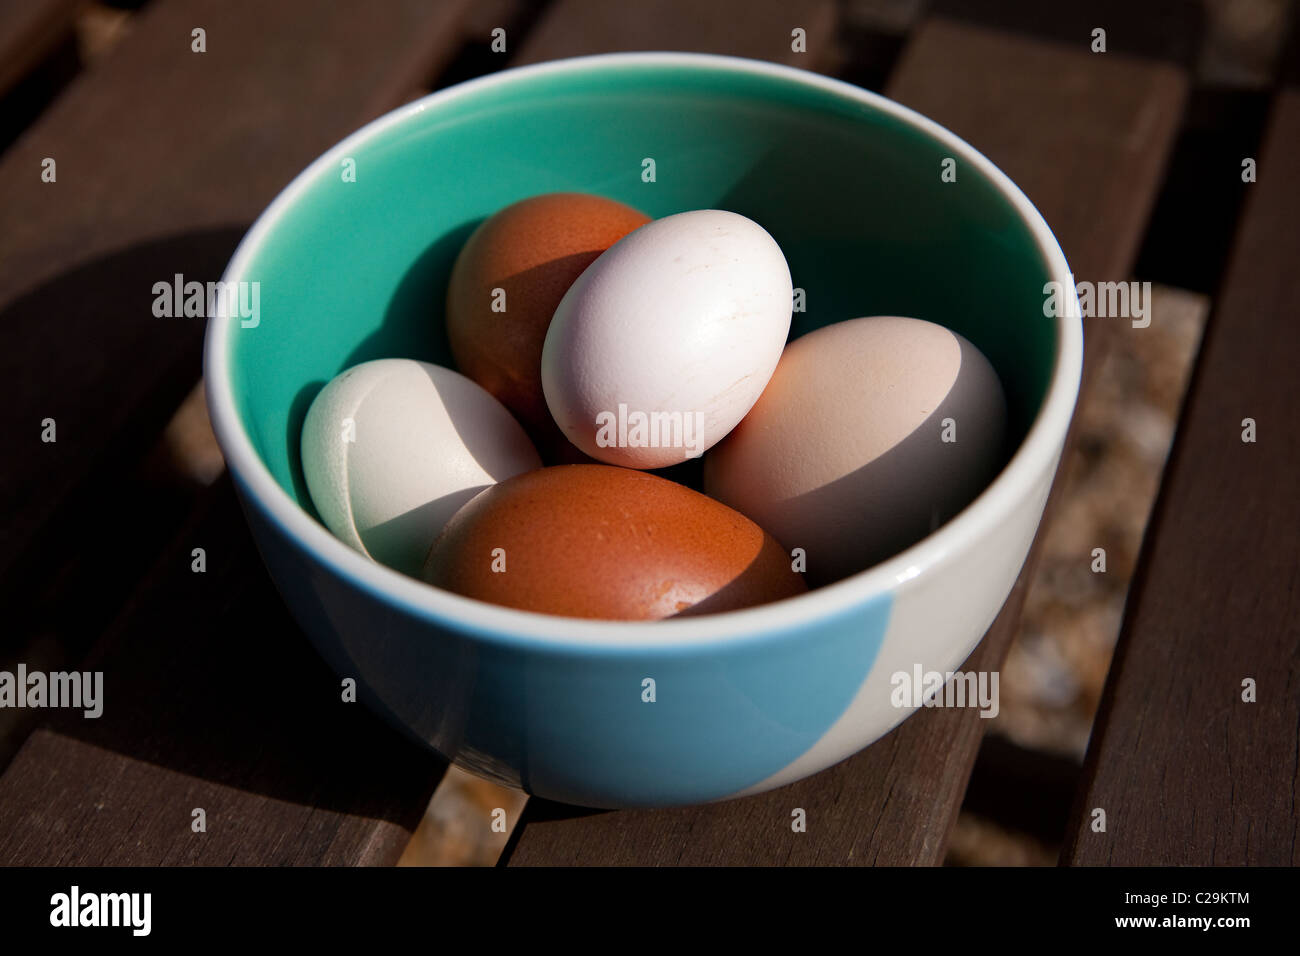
[204, 51, 1082, 652]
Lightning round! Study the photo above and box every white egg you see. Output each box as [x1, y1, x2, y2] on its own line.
[704, 316, 1007, 586]
[301, 358, 540, 577]
[540, 209, 792, 469]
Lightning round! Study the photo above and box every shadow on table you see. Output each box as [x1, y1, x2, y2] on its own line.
[42, 473, 447, 826]
[0, 230, 445, 827]
[521, 799, 612, 823]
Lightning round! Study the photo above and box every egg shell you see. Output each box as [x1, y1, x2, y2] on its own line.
[301, 358, 541, 577]
[541, 209, 793, 470]
[704, 316, 1007, 586]
[424, 464, 807, 620]
[445, 193, 650, 459]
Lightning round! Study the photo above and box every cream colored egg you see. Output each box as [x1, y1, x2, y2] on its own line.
[301, 358, 541, 577]
[704, 316, 1007, 585]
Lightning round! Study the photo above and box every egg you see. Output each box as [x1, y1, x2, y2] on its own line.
[424, 465, 806, 620]
[445, 193, 651, 458]
[704, 316, 1007, 586]
[301, 358, 541, 577]
[541, 209, 793, 470]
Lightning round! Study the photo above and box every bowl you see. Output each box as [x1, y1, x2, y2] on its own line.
[204, 53, 1081, 808]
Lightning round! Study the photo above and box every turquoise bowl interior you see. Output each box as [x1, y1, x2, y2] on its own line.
[224, 59, 1055, 512]
[206, 53, 1072, 807]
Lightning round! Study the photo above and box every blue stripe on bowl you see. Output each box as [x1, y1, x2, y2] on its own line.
[501, 595, 891, 807]
[238, 475, 891, 807]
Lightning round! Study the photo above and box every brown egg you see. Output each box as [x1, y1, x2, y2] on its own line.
[424, 465, 806, 620]
[445, 193, 651, 461]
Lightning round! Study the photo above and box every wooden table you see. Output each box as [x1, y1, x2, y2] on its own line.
[0, 0, 1294, 866]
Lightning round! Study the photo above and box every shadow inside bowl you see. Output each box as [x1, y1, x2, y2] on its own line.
[346, 217, 481, 371]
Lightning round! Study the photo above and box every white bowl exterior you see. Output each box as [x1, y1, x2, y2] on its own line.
[735, 443, 1060, 796]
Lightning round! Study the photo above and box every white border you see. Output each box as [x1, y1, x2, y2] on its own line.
[203, 52, 1082, 650]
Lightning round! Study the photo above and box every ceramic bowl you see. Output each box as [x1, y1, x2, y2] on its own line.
[204, 53, 1081, 808]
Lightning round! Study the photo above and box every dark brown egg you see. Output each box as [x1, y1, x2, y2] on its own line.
[424, 465, 806, 620]
[445, 193, 650, 461]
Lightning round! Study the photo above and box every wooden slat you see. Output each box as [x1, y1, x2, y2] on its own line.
[0, 0, 476, 862]
[514, 0, 838, 65]
[505, 16, 1188, 866]
[0, 0, 83, 97]
[0, 478, 446, 865]
[0, 0, 471, 624]
[932, 0, 1203, 66]
[1062, 88, 1300, 866]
